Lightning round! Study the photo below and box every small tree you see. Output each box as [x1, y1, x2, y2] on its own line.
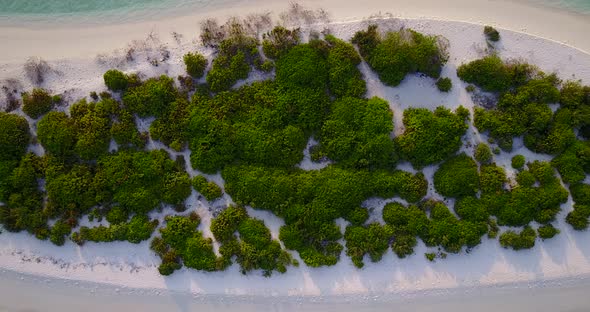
[436, 77, 452, 92]
[103, 69, 129, 91]
[183, 52, 208, 78]
[22, 88, 54, 119]
[474, 142, 492, 164]
[484, 26, 500, 42]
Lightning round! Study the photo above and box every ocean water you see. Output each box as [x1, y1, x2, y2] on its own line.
[0, 0, 588, 25]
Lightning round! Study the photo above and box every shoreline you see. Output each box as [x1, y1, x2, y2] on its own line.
[1, 2, 590, 301]
[0, 0, 589, 64]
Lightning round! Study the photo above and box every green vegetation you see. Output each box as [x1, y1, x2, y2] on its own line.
[183, 52, 208, 78]
[434, 153, 479, 198]
[436, 77, 452, 92]
[193, 175, 223, 201]
[395, 106, 469, 168]
[511, 155, 526, 170]
[0, 25, 586, 276]
[22, 88, 55, 119]
[103, 69, 130, 91]
[352, 25, 448, 86]
[484, 26, 500, 42]
[474, 143, 493, 164]
[499, 226, 536, 250]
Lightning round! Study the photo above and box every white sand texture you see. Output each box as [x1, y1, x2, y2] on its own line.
[1, 0, 590, 298]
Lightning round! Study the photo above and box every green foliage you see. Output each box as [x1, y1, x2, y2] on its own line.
[183, 52, 208, 78]
[352, 25, 448, 86]
[262, 26, 301, 59]
[103, 69, 129, 91]
[325, 35, 366, 98]
[192, 175, 223, 201]
[206, 35, 260, 92]
[434, 154, 479, 198]
[457, 55, 535, 92]
[344, 223, 394, 268]
[425, 252, 436, 262]
[484, 26, 500, 42]
[49, 220, 71, 246]
[275, 44, 328, 90]
[566, 183, 590, 230]
[346, 207, 369, 226]
[479, 164, 506, 195]
[474, 143, 493, 164]
[499, 226, 536, 250]
[511, 155, 526, 170]
[0, 113, 31, 162]
[111, 109, 146, 149]
[70, 98, 116, 160]
[37, 112, 77, 159]
[123, 75, 177, 117]
[319, 97, 397, 170]
[552, 141, 590, 184]
[106, 206, 128, 224]
[212, 206, 293, 276]
[22, 88, 54, 119]
[150, 98, 191, 151]
[537, 224, 559, 240]
[395, 106, 468, 168]
[436, 77, 452, 92]
[75, 215, 157, 244]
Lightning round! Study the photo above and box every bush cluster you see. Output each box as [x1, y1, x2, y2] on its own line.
[434, 153, 480, 198]
[436, 77, 452, 92]
[103, 69, 130, 91]
[484, 26, 500, 42]
[352, 25, 448, 86]
[193, 175, 223, 201]
[499, 226, 536, 250]
[73, 215, 158, 245]
[22, 88, 55, 119]
[183, 52, 208, 78]
[566, 183, 590, 230]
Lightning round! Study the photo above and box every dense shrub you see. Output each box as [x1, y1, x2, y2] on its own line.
[434, 153, 480, 198]
[103, 69, 129, 91]
[352, 25, 448, 86]
[193, 175, 223, 201]
[395, 106, 469, 168]
[566, 183, 590, 230]
[123, 75, 177, 117]
[474, 143, 493, 164]
[262, 26, 301, 60]
[150, 98, 191, 151]
[22, 88, 54, 119]
[499, 226, 536, 250]
[275, 44, 328, 90]
[75, 215, 158, 244]
[344, 223, 394, 268]
[457, 55, 535, 92]
[484, 26, 500, 42]
[325, 35, 366, 98]
[436, 77, 452, 92]
[70, 98, 116, 160]
[319, 97, 397, 170]
[183, 52, 208, 78]
[206, 34, 261, 92]
[537, 224, 559, 240]
[0, 113, 31, 162]
[49, 220, 71, 246]
[479, 164, 506, 195]
[37, 112, 77, 159]
[511, 155, 526, 170]
[551, 141, 590, 184]
[111, 109, 146, 149]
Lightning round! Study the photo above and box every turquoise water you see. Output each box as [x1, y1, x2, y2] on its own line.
[529, 0, 590, 14]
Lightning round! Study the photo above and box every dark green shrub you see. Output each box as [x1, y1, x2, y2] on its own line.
[103, 69, 129, 91]
[122, 75, 177, 117]
[346, 207, 369, 226]
[211, 205, 247, 242]
[457, 55, 535, 92]
[566, 205, 590, 230]
[49, 220, 71, 246]
[325, 35, 366, 98]
[183, 52, 208, 78]
[22, 88, 54, 119]
[193, 175, 223, 201]
[479, 164, 506, 195]
[344, 223, 394, 268]
[434, 153, 479, 198]
[106, 206, 128, 224]
[275, 44, 328, 90]
[499, 226, 536, 250]
[436, 77, 452, 92]
[425, 252, 436, 262]
[484, 26, 500, 42]
[352, 25, 448, 86]
[0, 112, 31, 162]
[262, 26, 301, 59]
[511, 155, 525, 170]
[395, 106, 469, 168]
[37, 112, 77, 159]
[537, 224, 559, 240]
[474, 142, 492, 164]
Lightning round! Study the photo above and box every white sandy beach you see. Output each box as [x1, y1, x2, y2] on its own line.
[0, 0, 590, 303]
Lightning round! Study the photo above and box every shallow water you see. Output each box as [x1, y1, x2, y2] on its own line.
[0, 0, 588, 25]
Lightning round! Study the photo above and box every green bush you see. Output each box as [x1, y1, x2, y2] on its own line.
[150, 98, 191, 151]
[0, 113, 31, 162]
[75, 215, 157, 244]
[499, 226, 536, 250]
[325, 35, 366, 98]
[479, 164, 506, 195]
[206, 35, 260, 92]
[484, 26, 500, 42]
[49, 220, 71, 246]
[262, 26, 301, 59]
[106, 206, 128, 224]
[211, 205, 247, 242]
[103, 69, 129, 91]
[537, 224, 559, 240]
[37, 112, 77, 159]
[457, 55, 535, 92]
[111, 109, 146, 149]
[344, 223, 394, 268]
[436, 77, 452, 92]
[275, 44, 328, 90]
[22, 88, 54, 119]
[511, 155, 526, 170]
[70, 98, 116, 160]
[395, 106, 469, 168]
[193, 175, 223, 201]
[352, 25, 448, 86]
[123, 75, 177, 117]
[183, 52, 208, 78]
[434, 153, 479, 198]
[474, 142, 493, 164]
